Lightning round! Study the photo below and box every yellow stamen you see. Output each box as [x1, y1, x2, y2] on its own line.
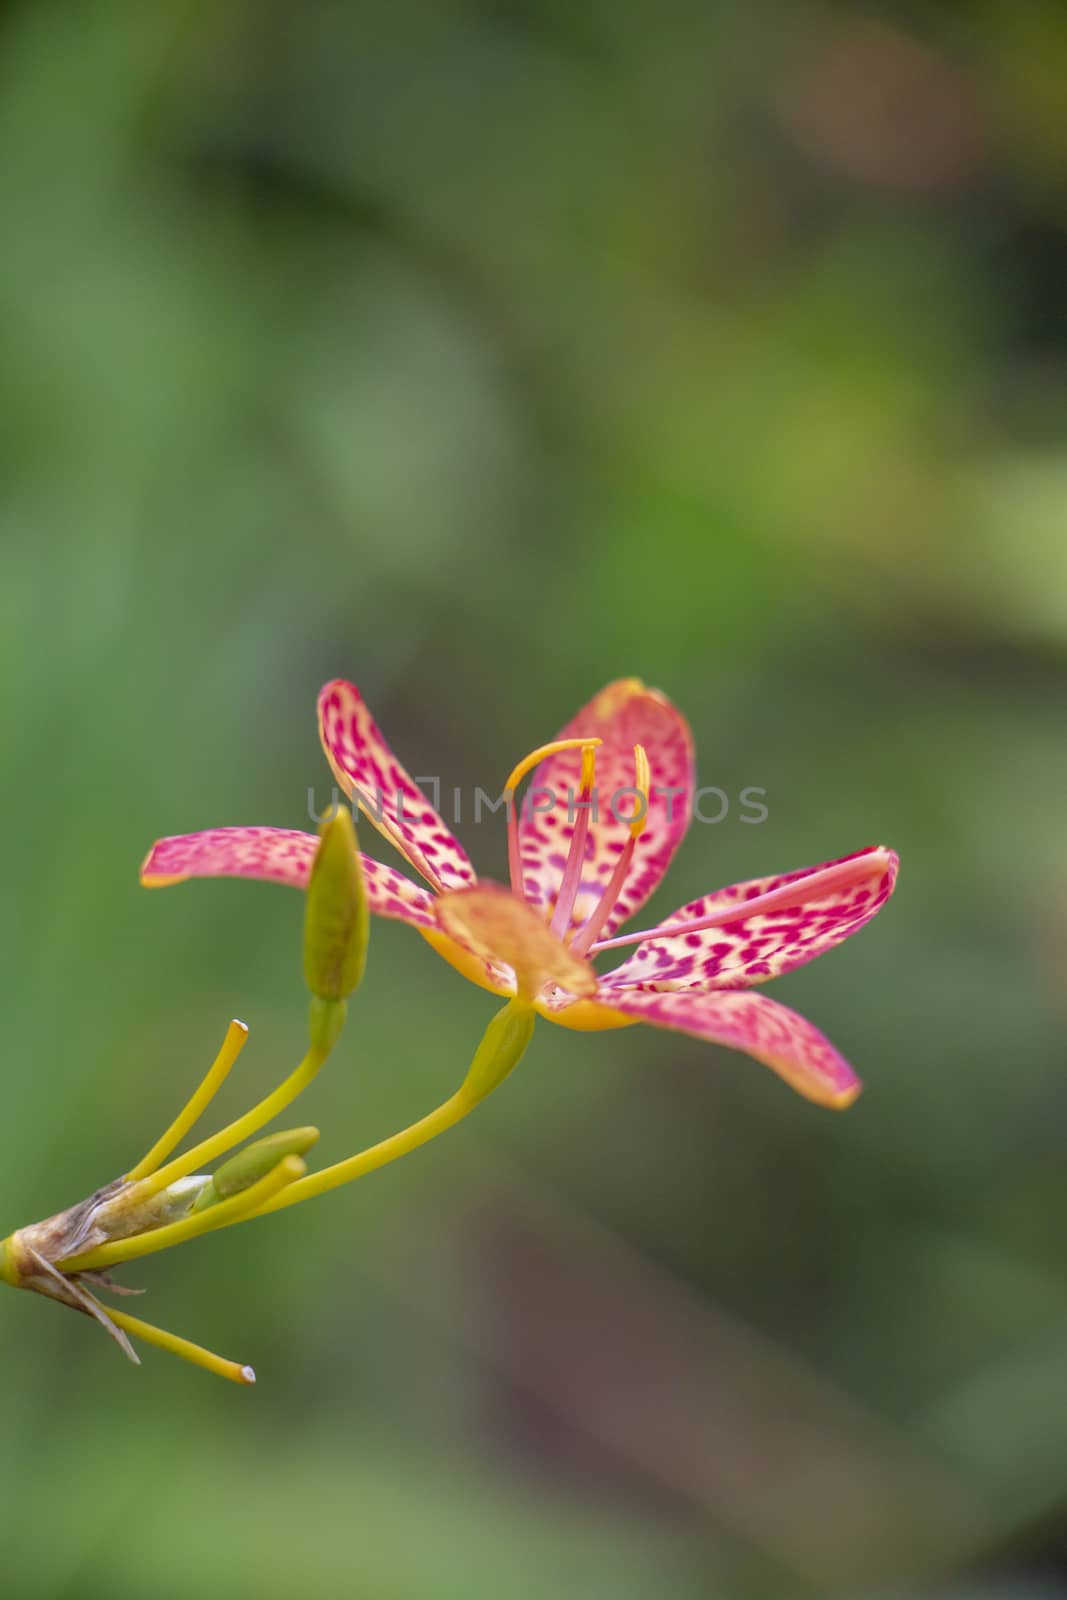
[579, 741, 598, 794]
[567, 744, 651, 957]
[106, 1307, 256, 1385]
[60, 1157, 307, 1274]
[549, 741, 600, 937]
[125, 1020, 249, 1184]
[506, 737, 601, 896]
[504, 737, 601, 796]
[630, 743, 650, 838]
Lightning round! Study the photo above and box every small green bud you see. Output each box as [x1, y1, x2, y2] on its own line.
[193, 1127, 320, 1211]
[460, 1000, 536, 1105]
[304, 806, 369, 1002]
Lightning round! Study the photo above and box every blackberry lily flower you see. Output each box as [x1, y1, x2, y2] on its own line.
[144, 680, 898, 1108]
[0, 685, 898, 1385]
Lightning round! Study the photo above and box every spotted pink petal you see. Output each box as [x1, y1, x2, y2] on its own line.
[587, 984, 862, 1108]
[599, 847, 898, 993]
[435, 883, 598, 1001]
[141, 827, 438, 930]
[318, 680, 476, 895]
[517, 679, 694, 939]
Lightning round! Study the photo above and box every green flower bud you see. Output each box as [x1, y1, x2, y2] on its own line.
[460, 1000, 536, 1105]
[193, 1127, 320, 1212]
[304, 806, 369, 1002]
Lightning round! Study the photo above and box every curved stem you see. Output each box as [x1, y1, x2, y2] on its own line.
[249, 1089, 475, 1218]
[232, 998, 535, 1224]
[125, 1019, 249, 1184]
[60, 1001, 532, 1278]
[106, 1307, 255, 1385]
[129, 1045, 328, 1202]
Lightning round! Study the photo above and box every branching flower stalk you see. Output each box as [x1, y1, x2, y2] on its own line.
[0, 808, 531, 1384]
[0, 675, 901, 1387]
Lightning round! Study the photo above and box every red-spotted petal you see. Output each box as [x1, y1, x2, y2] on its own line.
[584, 984, 862, 1108]
[599, 847, 898, 992]
[517, 679, 694, 938]
[435, 882, 598, 1001]
[318, 680, 476, 894]
[141, 827, 438, 929]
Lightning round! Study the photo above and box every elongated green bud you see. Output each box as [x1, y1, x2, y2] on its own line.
[460, 999, 536, 1105]
[304, 806, 368, 1002]
[193, 1127, 320, 1212]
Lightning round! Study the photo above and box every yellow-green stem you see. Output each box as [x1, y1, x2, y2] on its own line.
[60, 999, 532, 1275]
[60, 1156, 306, 1274]
[106, 1307, 255, 1385]
[251, 1088, 476, 1217]
[125, 1019, 249, 1184]
[240, 998, 536, 1221]
[128, 1045, 328, 1202]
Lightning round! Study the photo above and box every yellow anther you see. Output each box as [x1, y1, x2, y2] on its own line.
[579, 741, 598, 794]
[504, 737, 601, 795]
[630, 744, 650, 838]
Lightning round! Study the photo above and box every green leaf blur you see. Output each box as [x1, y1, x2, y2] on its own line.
[2, 4, 1066, 1595]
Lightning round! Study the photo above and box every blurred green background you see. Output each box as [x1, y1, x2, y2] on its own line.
[3, 3, 1067, 1596]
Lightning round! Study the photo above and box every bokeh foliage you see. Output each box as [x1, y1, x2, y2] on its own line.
[3, 3, 1067, 1595]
